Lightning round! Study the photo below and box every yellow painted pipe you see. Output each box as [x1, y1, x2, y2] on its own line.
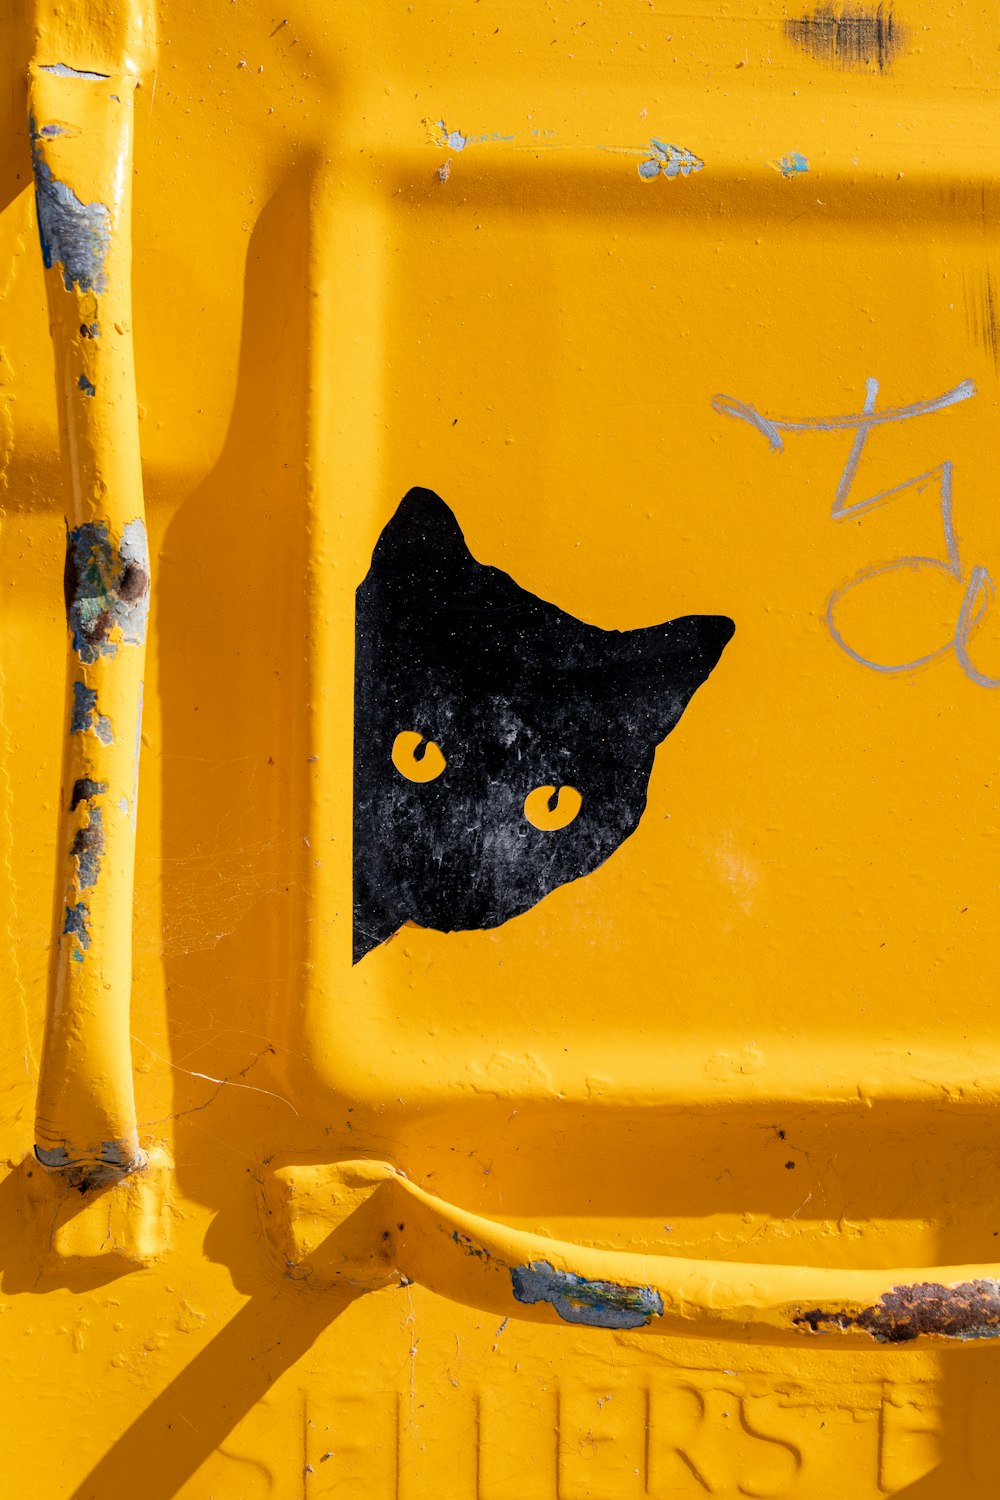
[29, 56, 148, 1189]
[309, 1161, 1000, 1346]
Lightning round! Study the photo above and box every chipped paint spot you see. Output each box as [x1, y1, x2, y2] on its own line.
[71, 805, 104, 890]
[118, 796, 129, 816]
[39, 63, 110, 80]
[437, 160, 451, 184]
[637, 140, 704, 181]
[29, 122, 111, 295]
[38, 123, 67, 137]
[78, 372, 95, 396]
[426, 118, 468, 151]
[34, 1143, 72, 1168]
[64, 518, 150, 663]
[775, 150, 810, 177]
[35, 1137, 139, 1191]
[453, 1229, 491, 1260]
[70, 681, 113, 744]
[63, 901, 91, 949]
[510, 1260, 664, 1329]
[785, 4, 902, 71]
[80, 322, 100, 338]
[70, 777, 107, 810]
[795, 1280, 1000, 1342]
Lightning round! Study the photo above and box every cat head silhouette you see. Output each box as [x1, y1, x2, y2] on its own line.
[353, 488, 734, 961]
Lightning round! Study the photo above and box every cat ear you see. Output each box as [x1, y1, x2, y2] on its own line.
[371, 488, 472, 576]
[599, 614, 735, 738]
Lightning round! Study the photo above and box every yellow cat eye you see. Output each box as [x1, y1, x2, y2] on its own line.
[391, 730, 447, 783]
[523, 784, 583, 831]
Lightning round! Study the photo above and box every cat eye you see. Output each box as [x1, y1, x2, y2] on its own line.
[391, 730, 447, 783]
[523, 784, 583, 831]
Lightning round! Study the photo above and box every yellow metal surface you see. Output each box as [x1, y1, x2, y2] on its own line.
[1, 0, 999, 1494]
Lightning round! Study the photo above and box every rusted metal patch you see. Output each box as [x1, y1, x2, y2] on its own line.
[795, 1280, 1000, 1342]
[64, 518, 150, 662]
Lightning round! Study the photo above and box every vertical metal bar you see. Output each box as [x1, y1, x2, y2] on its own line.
[29, 49, 148, 1189]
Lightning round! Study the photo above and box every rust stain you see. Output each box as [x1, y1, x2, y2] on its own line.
[795, 1279, 1000, 1342]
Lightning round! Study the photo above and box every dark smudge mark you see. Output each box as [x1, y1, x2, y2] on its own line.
[784, 5, 903, 71]
[965, 269, 999, 373]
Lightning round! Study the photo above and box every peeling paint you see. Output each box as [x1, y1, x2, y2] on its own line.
[29, 123, 111, 295]
[70, 777, 107, 810]
[637, 139, 704, 181]
[70, 681, 113, 744]
[39, 63, 110, 80]
[775, 150, 810, 177]
[34, 1138, 138, 1193]
[452, 1229, 492, 1260]
[64, 518, 150, 662]
[510, 1260, 664, 1329]
[34, 1143, 72, 1169]
[80, 321, 100, 338]
[794, 1280, 1000, 1342]
[430, 119, 468, 151]
[63, 901, 91, 950]
[71, 805, 104, 890]
[77, 372, 95, 396]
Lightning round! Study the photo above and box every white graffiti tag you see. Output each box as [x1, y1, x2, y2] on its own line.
[712, 376, 999, 687]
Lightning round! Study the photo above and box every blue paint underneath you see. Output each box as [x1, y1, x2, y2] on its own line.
[777, 150, 809, 178]
[63, 901, 91, 950]
[510, 1260, 664, 1330]
[29, 118, 111, 294]
[453, 1229, 491, 1260]
[70, 681, 113, 744]
[436, 119, 467, 151]
[78, 373, 95, 396]
[638, 139, 703, 182]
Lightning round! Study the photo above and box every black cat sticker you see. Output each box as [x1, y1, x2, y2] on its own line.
[353, 489, 734, 961]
